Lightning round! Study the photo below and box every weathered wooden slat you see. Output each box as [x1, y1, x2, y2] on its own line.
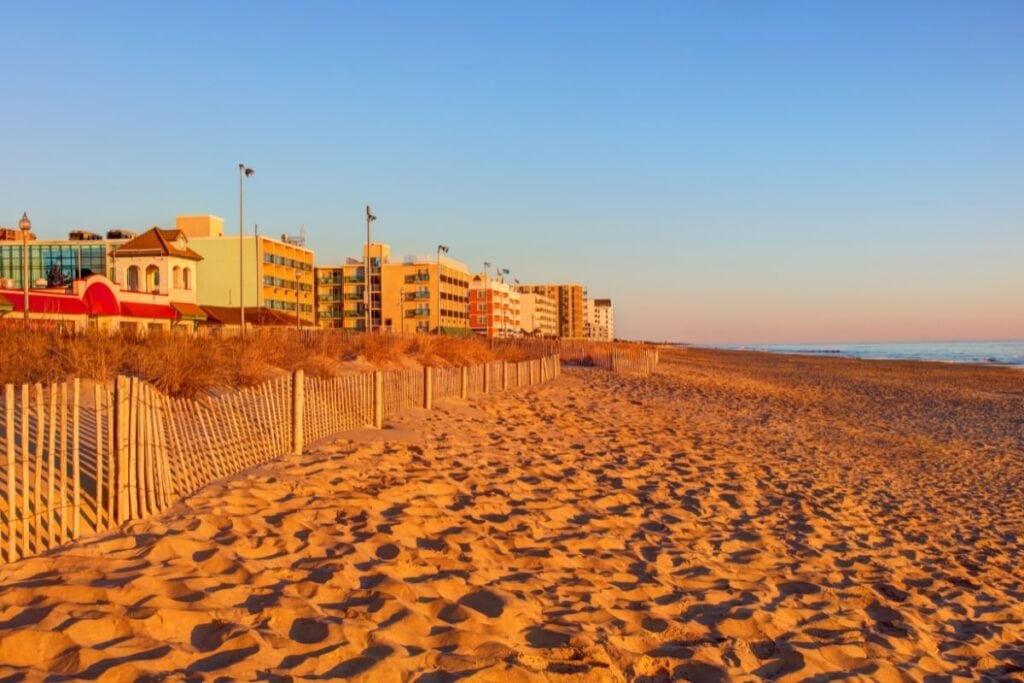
[71, 379, 81, 539]
[33, 384, 44, 552]
[5, 384, 16, 563]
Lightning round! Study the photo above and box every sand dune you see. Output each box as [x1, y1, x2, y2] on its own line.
[0, 348, 1021, 680]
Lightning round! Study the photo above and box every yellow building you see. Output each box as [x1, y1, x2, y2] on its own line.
[178, 215, 315, 325]
[516, 283, 586, 338]
[314, 259, 367, 330]
[381, 251, 470, 334]
[316, 243, 470, 333]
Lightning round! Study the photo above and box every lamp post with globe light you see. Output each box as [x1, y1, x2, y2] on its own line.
[18, 213, 31, 327]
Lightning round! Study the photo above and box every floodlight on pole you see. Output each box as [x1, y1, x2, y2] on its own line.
[239, 164, 254, 336]
[365, 206, 377, 333]
[436, 245, 449, 334]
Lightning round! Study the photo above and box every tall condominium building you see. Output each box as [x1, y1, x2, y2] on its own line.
[519, 292, 558, 337]
[515, 283, 586, 338]
[180, 215, 316, 325]
[468, 275, 521, 338]
[315, 243, 470, 333]
[586, 298, 614, 341]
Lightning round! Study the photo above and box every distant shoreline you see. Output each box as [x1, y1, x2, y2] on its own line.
[689, 341, 1024, 369]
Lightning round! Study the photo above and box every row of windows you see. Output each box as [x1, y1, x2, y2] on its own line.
[264, 253, 313, 271]
[441, 292, 467, 304]
[440, 274, 469, 289]
[266, 299, 313, 313]
[263, 276, 313, 292]
[0, 244, 109, 288]
[124, 265, 193, 292]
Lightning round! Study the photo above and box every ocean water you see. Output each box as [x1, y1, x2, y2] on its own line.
[720, 340, 1024, 366]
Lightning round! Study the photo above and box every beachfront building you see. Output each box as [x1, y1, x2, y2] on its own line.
[0, 226, 133, 290]
[468, 275, 521, 338]
[519, 292, 558, 337]
[316, 243, 471, 334]
[0, 273, 204, 333]
[381, 249, 471, 335]
[314, 257, 368, 330]
[111, 227, 202, 303]
[179, 215, 316, 326]
[516, 283, 586, 338]
[586, 298, 614, 341]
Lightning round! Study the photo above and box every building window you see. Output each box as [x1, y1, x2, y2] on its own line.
[173, 266, 182, 289]
[145, 265, 160, 292]
[127, 266, 140, 291]
[183, 268, 191, 290]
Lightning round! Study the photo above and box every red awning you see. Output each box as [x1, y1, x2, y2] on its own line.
[0, 289, 88, 315]
[170, 302, 208, 320]
[120, 301, 177, 320]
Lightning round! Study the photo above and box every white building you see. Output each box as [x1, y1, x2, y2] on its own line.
[586, 298, 614, 341]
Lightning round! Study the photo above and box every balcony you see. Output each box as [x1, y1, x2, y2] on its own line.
[405, 308, 430, 318]
[342, 310, 364, 318]
[343, 293, 362, 300]
[405, 291, 431, 300]
[404, 273, 430, 284]
[343, 275, 364, 283]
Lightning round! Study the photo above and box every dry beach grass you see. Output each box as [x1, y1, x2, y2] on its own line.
[0, 348, 1021, 680]
[0, 328, 542, 398]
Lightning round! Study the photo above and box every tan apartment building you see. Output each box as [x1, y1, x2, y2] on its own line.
[516, 283, 586, 338]
[315, 243, 471, 334]
[179, 215, 315, 325]
[519, 292, 557, 336]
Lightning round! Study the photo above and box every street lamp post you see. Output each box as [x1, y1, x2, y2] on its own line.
[436, 244, 449, 334]
[499, 268, 510, 337]
[239, 164, 254, 336]
[18, 213, 31, 328]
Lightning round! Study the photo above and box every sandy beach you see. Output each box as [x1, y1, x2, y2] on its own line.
[0, 348, 1021, 680]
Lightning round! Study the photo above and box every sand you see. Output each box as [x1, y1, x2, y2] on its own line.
[0, 348, 1021, 681]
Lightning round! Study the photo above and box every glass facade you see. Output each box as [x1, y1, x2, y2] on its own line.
[0, 243, 112, 288]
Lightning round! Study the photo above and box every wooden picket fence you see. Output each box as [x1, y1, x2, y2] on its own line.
[0, 355, 561, 565]
[557, 340, 660, 376]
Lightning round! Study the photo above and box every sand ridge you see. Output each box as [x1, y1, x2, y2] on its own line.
[0, 348, 1021, 680]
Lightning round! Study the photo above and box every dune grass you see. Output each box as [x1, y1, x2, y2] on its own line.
[0, 327, 555, 398]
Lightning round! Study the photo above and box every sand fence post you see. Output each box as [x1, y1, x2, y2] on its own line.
[291, 369, 304, 456]
[502, 361, 509, 391]
[373, 371, 384, 429]
[114, 376, 130, 524]
[423, 366, 433, 410]
[483, 364, 491, 394]
[460, 367, 468, 400]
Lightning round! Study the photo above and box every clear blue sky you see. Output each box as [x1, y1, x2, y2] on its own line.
[2, 1, 1022, 343]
